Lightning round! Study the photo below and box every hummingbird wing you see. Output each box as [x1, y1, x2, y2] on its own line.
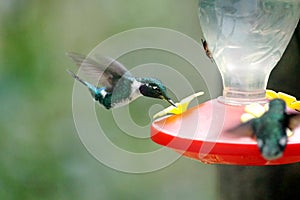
[226, 119, 256, 138]
[67, 52, 131, 92]
[287, 114, 300, 130]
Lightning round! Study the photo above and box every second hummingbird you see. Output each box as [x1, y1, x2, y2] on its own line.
[229, 98, 300, 160]
[67, 52, 176, 109]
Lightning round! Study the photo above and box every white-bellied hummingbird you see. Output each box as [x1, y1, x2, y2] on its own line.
[229, 98, 300, 160]
[67, 52, 176, 109]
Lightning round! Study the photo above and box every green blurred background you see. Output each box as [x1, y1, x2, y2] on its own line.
[0, 0, 219, 199]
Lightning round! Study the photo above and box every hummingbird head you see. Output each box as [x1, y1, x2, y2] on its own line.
[256, 134, 287, 160]
[138, 78, 176, 107]
[269, 98, 286, 114]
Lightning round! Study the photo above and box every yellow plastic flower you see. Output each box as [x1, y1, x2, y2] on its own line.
[241, 103, 268, 123]
[153, 91, 204, 119]
[266, 89, 300, 111]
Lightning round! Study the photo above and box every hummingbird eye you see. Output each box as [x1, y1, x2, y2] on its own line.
[149, 84, 161, 92]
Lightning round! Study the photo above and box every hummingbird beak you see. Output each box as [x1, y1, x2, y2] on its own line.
[166, 98, 177, 107]
[159, 95, 177, 107]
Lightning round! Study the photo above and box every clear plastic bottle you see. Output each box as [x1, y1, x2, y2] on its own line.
[199, 0, 300, 104]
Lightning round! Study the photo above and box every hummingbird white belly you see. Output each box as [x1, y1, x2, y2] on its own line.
[111, 79, 142, 108]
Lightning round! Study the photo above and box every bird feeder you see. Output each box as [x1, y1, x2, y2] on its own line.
[151, 0, 300, 165]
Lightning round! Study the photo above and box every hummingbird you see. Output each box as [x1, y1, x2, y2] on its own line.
[201, 39, 215, 63]
[67, 52, 176, 109]
[228, 98, 300, 160]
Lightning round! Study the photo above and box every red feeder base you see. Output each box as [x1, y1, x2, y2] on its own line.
[150, 99, 300, 165]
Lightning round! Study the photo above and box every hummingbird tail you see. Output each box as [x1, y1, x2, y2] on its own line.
[67, 69, 100, 100]
[66, 69, 89, 87]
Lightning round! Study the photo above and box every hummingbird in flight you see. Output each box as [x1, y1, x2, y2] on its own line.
[229, 98, 300, 160]
[67, 52, 176, 109]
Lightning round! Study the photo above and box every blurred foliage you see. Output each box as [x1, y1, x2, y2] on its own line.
[0, 0, 217, 199]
